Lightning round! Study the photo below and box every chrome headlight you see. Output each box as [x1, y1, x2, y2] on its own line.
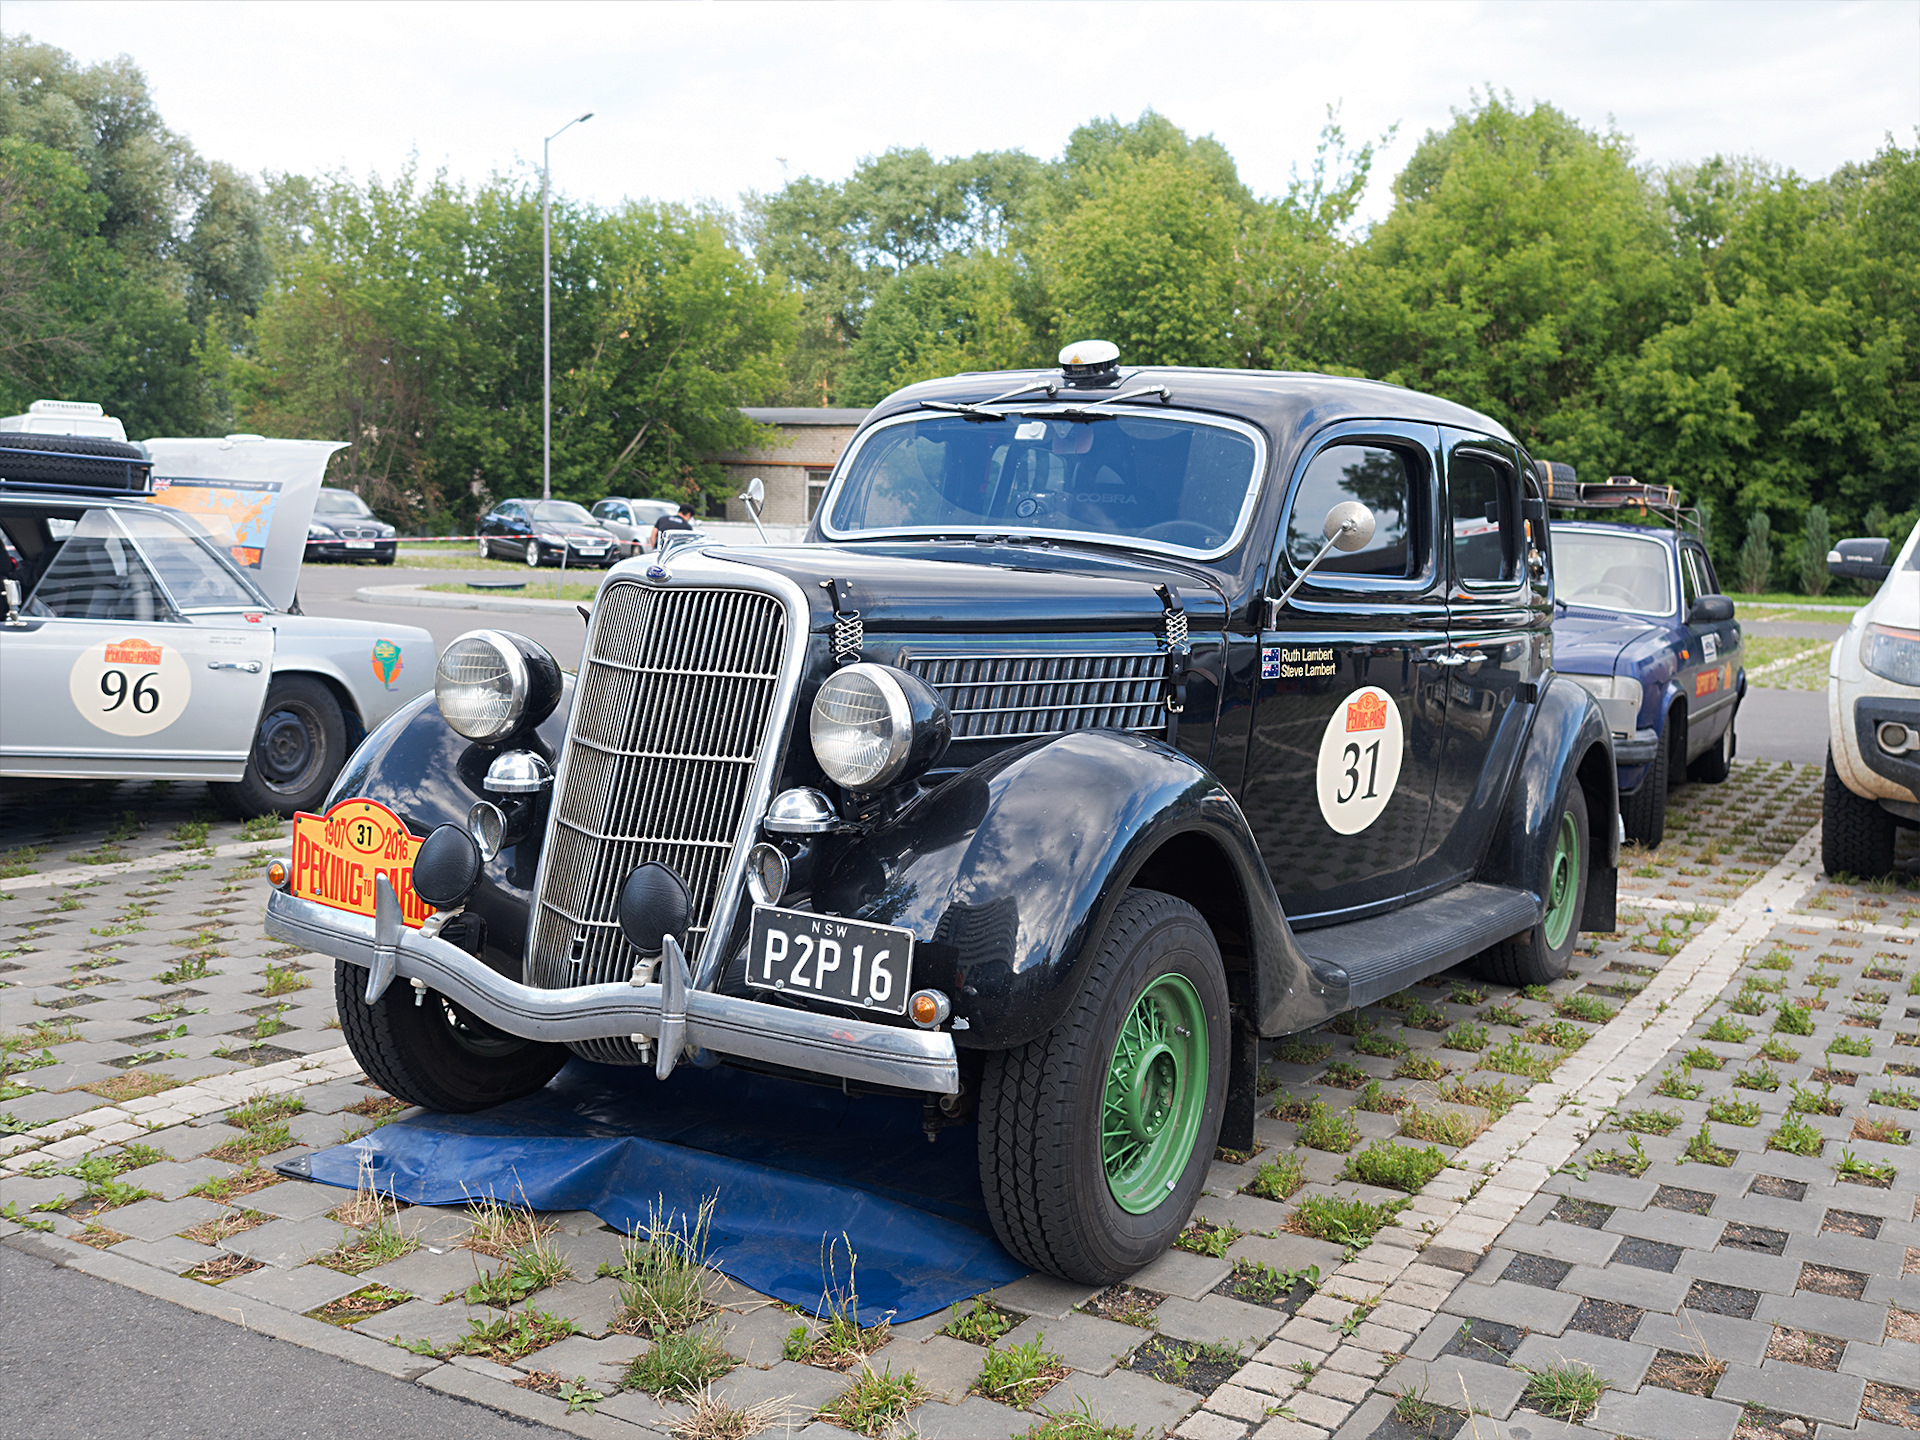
[1565, 672, 1642, 736]
[435, 629, 561, 742]
[809, 663, 951, 792]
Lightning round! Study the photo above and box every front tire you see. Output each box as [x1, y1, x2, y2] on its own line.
[334, 961, 568, 1112]
[1621, 720, 1670, 847]
[211, 674, 346, 819]
[477, 535, 491, 560]
[525, 541, 542, 568]
[978, 890, 1228, 1283]
[1476, 780, 1589, 988]
[1688, 708, 1736, 783]
[1823, 751, 1897, 878]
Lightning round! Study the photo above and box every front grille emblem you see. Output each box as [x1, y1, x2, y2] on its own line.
[645, 564, 670, 583]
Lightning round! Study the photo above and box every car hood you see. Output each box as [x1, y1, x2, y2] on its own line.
[702, 540, 1228, 634]
[312, 516, 392, 535]
[1551, 606, 1663, 672]
[143, 437, 346, 611]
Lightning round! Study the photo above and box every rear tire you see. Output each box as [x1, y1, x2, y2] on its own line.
[1621, 721, 1670, 848]
[1822, 751, 1897, 879]
[525, 541, 542, 568]
[210, 674, 346, 819]
[1475, 781, 1589, 988]
[334, 961, 568, 1112]
[978, 890, 1228, 1284]
[1688, 709, 1736, 783]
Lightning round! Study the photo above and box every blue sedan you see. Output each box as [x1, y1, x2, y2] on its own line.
[1551, 520, 1745, 846]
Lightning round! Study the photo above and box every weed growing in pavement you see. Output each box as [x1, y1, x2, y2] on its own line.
[1355, 1031, 1410, 1059]
[601, 1196, 714, 1336]
[1755, 950, 1794, 971]
[1706, 1097, 1762, 1126]
[1556, 993, 1614, 1024]
[1391, 1379, 1453, 1436]
[1758, 1036, 1803, 1063]
[1837, 1149, 1898, 1185]
[1484, 1036, 1558, 1080]
[1276, 1037, 1333, 1065]
[1172, 1219, 1242, 1257]
[447, 1308, 577, 1364]
[1286, 1194, 1408, 1245]
[308, 1284, 413, 1328]
[1589, 1134, 1652, 1177]
[622, 1327, 735, 1399]
[1827, 1033, 1873, 1058]
[465, 1229, 572, 1306]
[1701, 1017, 1754, 1044]
[1357, 1080, 1408, 1114]
[1320, 1060, 1368, 1089]
[463, 1193, 557, 1258]
[155, 954, 217, 985]
[1734, 1060, 1782, 1092]
[1224, 1260, 1319, 1305]
[1480, 999, 1527, 1027]
[1852, 1116, 1910, 1145]
[181, 1209, 269, 1245]
[0, 1202, 52, 1232]
[1016, 1397, 1138, 1440]
[1343, 1141, 1448, 1192]
[1521, 1361, 1608, 1423]
[1869, 1086, 1919, 1110]
[1774, 1001, 1815, 1036]
[1617, 1108, 1684, 1135]
[1397, 1105, 1480, 1147]
[1653, 1066, 1705, 1100]
[671, 1387, 786, 1438]
[1682, 1046, 1727, 1071]
[259, 962, 310, 997]
[1726, 987, 1772, 1017]
[1080, 1284, 1161, 1330]
[1788, 1081, 1844, 1116]
[1243, 1151, 1308, 1201]
[1683, 1124, 1737, 1166]
[1441, 1022, 1489, 1053]
[1438, 1077, 1524, 1120]
[788, 1235, 891, 1370]
[1393, 1053, 1448, 1082]
[185, 1253, 264, 1285]
[1523, 1019, 1591, 1051]
[1295, 1099, 1361, 1153]
[974, 1335, 1070, 1408]
[942, 1297, 1017, 1345]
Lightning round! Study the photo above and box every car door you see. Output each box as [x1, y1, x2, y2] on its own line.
[1238, 422, 1452, 925]
[0, 507, 274, 780]
[1680, 541, 1740, 755]
[1426, 431, 1550, 880]
[498, 502, 533, 557]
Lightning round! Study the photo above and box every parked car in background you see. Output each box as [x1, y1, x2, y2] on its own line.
[591, 497, 678, 556]
[1823, 527, 1920, 876]
[267, 342, 1619, 1285]
[0, 405, 433, 817]
[476, 499, 618, 567]
[1545, 475, 1743, 848]
[306, 487, 396, 565]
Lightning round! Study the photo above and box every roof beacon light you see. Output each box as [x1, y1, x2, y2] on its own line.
[1059, 339, 1121, 389]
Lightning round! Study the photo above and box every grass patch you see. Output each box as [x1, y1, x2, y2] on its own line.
[1617, 1108, 1683, 1135]
[1437, 1077, 1525, 1120]
[620, 1326, 735, 1400]
[1276, 1037, 1332, 1065]
[1223, 1259, 1320, 1306]
[1556, 993, 1614, 1024]
[1681, 1046, 1727, 1071]
[1733, 1060, 1782, 1092]
[1441, 1022, 1489, 1053]
[1320, 1060, 1368, 1090]
[1286, 1194, 1407, 1246]
[943, 1297, 1018, 1345]
[463, 1194, 557, 1258]
[1774, 1001, 1815, 1036]
[188, 1163, 281, 1204]
[1243, 1151, 1308, 1201]
[446, 1308, 577, 1364]
[1342, 1140, 1448, 1192]
[1588, 1134, 1651, 1177]
[1869, 1086, 1918, 1110]
[601, 1196, 715, 1337]
[1758, 1036, 1802, 1063]
[259, 962, 310, 997]
[181, 1209, 268, 1246]
[1788, 1081, 1844, 1116]
[1357, 1079, 1407, 1114]
[1705, 1097, 1761, 1126]
[1836, 1149, 1896, 1186]
[1019, 1399, 1139, 1439]
[1826, 1033, 1872, 1057]
[1852, 1116, 1910, 1145]
[1483, 1036, 1557, 1080]
[1701, 1017, 1753, 1044]
[1684, 1124, 1737, 1166]
[1397, 1105, 1480, 1147]
[1521, 1361, 1608, 1423]
[308, 1283, 412, 1327]
[465, 1229, 573, 1306]
[1354, 1031, 1409, 1059]
[975, 1335, 1071, 1408]
[1653, 1066, 1705, 1100]
[1294, 1099, 1360, 1153]
[1393, 1053, 1448, 1081]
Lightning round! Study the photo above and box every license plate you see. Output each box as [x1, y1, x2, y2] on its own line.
[344, 540, 375, 549]
[745, 905, 913, 1015]
[290, 797, 431, 928]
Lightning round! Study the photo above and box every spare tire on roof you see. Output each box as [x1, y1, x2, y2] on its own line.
[0, 432, 151, 491]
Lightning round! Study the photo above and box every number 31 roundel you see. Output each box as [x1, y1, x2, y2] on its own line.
[1315, 686, 1404, 835]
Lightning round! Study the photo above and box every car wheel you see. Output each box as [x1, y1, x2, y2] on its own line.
[978, 889, 1228, 1283]
[376, 552, 394, 567]
[333, 961, 567, 1112]
[477, 536, 491, 560]
[525, 541, 542, 568]
[1621, 723, 1670, 848]
[1476, 780, 1589, 987]
[210, 674, 347, 819]
[1822, 750, 1897, 879]
[1687, 709, 1736, 783]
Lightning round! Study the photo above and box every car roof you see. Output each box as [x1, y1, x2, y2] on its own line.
[869, 365, 1517, 449]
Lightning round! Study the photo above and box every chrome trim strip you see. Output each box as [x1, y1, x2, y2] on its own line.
[815, 406, 1271, 564]
[525, 552, 811, 995]
[268, 890, 958, 1094]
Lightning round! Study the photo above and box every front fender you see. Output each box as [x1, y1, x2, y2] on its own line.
[811, 730, 1331, 1049]
[323, 679, 574, 978]
[1480, 673, 1619, 930]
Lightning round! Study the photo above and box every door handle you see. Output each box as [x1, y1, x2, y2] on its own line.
[208, 660, 263, 673]
[1425, 650, 1468, 667]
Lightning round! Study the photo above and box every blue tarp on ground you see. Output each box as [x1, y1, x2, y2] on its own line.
[290, 1060, 1026, 1320]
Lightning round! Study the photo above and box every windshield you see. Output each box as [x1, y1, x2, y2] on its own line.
[1556, 530, 1674, 617]
[25, 506, 266, 617]
[533, 501, 595, 524]
[823, 411, 1262, 555]
[314, 489, 373, 518]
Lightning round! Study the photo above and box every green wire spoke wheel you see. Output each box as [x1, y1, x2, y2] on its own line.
[1102, 974, 1209, 1213]
[1541, 808, 1582, 951]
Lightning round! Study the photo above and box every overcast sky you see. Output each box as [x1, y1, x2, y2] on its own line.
[6, 0, 1918, 225]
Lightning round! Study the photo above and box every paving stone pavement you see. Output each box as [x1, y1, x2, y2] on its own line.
[7, 764, 1920, 1440]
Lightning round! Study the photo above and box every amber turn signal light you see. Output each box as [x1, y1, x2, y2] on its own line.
[908, 989, 951, 1029]
[266, 858, 288, 889]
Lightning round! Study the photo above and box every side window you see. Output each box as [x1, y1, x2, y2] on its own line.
[1448, 452, 1518, 586]
[24, 509, 174, 622]
[1686, 546, 1717, 598]
[1284, 443, 1420, 579]
[1680, 547, 1701, 612]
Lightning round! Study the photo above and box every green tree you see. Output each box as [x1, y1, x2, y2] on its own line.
[1737, 509, 1773, 594]
[1799, 504, 1832, 596]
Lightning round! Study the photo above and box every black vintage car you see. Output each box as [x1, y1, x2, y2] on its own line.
[265, 346, 1618, 1283]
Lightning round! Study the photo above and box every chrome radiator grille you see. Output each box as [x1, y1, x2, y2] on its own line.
[529, 581, 787, 998]
[905, 651, 1164, 741]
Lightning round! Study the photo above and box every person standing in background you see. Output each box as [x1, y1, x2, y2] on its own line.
[648, 501, 696, 551]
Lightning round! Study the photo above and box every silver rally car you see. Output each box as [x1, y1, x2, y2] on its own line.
[0, 401, 432, 817]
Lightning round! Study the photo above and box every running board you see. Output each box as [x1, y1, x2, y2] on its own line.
[1294, 883, 1540, 1009]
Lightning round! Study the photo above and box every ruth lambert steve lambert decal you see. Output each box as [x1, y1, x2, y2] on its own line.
[290, 797, 430, 928]
[68, 636, 191, 736]
[1316, 685, 1405, 835]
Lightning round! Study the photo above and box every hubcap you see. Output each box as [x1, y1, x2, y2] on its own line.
[1102, 973, 1207, 1214]
[525, 542, 540, 567]
[256, 704, 324, 794]
[1543, 808, 1581, 950]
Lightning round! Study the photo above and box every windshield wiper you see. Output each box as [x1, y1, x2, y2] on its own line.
[1024, 384, 1176, 422]
[918, 379, 1059, 422]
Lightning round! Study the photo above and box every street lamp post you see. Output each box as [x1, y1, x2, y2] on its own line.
[543, 111, 593, 502]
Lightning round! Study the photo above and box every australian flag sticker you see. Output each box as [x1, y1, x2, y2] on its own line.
[1261, 646, 1282, 680]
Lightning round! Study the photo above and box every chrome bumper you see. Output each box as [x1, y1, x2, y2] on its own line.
[265, 890, 960, 1095]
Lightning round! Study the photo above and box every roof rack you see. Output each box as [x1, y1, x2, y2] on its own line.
[1534, 461, 1704, 540]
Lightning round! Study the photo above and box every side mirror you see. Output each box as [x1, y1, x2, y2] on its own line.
[1829, 537, 1892, 585]
[1687, 594, 1735, 625]
[737, 476, 769, 543]
[1268, 501, 1377, 622]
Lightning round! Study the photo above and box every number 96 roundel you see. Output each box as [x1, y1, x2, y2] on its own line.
[68, 635, 192, 737]
[1315, 685, 1404, 835]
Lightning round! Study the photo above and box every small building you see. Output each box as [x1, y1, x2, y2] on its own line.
[714, 408, 869, 527]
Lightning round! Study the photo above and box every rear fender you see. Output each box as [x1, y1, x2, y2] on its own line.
[811, 730, 1336, 1050]
[1479, 673, 1619, 931]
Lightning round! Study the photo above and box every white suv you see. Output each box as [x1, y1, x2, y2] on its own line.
[1824, 526, 1920, 876]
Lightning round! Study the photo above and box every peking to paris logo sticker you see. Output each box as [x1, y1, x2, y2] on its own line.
[1315, 686, 1404, 835]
